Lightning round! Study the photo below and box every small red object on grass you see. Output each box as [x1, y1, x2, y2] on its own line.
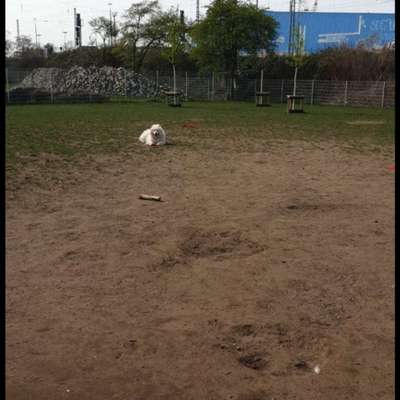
[182, 122, 198, 129]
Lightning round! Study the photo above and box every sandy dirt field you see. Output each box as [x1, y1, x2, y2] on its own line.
[6, 140, 394, 400]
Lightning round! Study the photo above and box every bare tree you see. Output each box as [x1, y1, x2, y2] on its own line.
[120, 0, 175, 72]
[15, 35, 34, 52]
[6, 30, 14, 56]
[89, 17, 118, 47]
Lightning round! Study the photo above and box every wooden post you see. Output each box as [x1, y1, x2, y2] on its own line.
[6, 68, 10, 103]
[212, 72, 215, 101]
[280, 79, 284, 104]
[185, 71, 188, 101]
[124, 69, 128, 98]
[88, 69, 92, 102]
[50, 73, 54, 103]
[344, 81, 348, 106]
[139, 194, 161, 201]
[260, 69, 264, 92]
[293, 67, 298, 96]
[310, 79, 315, 105]
[381, 81, 386, 108]
[172, 64, 176, 92]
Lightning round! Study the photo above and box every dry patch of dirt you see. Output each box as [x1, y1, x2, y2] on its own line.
[6, 141, 394, 400]
[346, 120, 386, 125]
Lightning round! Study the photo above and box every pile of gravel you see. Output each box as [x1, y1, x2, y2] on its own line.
[18, 66, 159, 97]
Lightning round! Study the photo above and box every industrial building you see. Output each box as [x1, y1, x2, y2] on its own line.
[267, 11, 395, 54]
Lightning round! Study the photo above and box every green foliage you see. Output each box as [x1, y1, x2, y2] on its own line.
[311, 44, 395, 81]
[162, 12, 187, 66]
[190, 0, 278, 74]
[7, 49, 47, 69]
[120, 0, 176, 72]
[44, 43, 55, 56]
[285, 23, 306, 93]
[290, 25, 306, 66]
[246, 45, 395, 81]
[160, 11, 187, 90]
[142, 48, 197, 74]
[44, 46, 123, 68]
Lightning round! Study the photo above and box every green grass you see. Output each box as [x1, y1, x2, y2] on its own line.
[6, 101, 394, 170]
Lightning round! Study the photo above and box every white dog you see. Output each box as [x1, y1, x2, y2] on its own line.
[139, 124, 167, 146]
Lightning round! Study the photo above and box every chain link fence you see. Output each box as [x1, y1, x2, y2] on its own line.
[5, 67, 394, 108]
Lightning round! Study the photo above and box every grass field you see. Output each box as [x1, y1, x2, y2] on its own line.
[6, 101, 394, 400]
[6, 101, 394, 169]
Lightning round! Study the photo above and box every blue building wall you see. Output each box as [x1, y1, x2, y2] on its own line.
[266, 11, 395, 54]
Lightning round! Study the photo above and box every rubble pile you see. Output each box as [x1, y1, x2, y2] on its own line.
[19, 66, 159, 97]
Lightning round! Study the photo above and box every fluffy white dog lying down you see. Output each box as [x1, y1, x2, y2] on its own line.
[139, 124, 167, 146]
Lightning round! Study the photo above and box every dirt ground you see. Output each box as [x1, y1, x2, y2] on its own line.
[6, 140, 394, 400]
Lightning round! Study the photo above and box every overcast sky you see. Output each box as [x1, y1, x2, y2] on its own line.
[6, 0, 395, 49]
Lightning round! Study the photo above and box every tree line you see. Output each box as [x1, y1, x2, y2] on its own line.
[6, 0, 395, 82]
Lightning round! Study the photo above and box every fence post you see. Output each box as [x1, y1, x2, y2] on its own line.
[185, 71, 188, 101]
[6, 68, 10, 103]
[212, 72, 215, 101]
[225, 74, 228, 101]
[310, 79, 315, 105]
[124, 69, 127, 98]
[89, 71, 92, 102]
[280, 79, 284, 104]
[50, 73, 54, 103]
[344, 80, 348, 106]
[156, 70, 159, 89]
[381, 81, 386, 108]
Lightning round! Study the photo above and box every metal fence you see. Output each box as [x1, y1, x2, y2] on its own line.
[5, 68, 394, 108]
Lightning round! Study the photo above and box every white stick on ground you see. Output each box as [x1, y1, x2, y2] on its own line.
[139, 194, 162, 201]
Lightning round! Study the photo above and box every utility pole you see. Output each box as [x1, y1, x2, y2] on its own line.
[108, 2, 113, 46]
[180, 10, 185, 41]
[74, 8, 82, 47]
[113, 12, 117, 43]
[16, 19, 20, 41]
[63, 31, 68, 49]
[74, 8, 77, 45]
[33, 18, 48, 48]
[196, 0, 200, 22]
[34, 18, 38, 47]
